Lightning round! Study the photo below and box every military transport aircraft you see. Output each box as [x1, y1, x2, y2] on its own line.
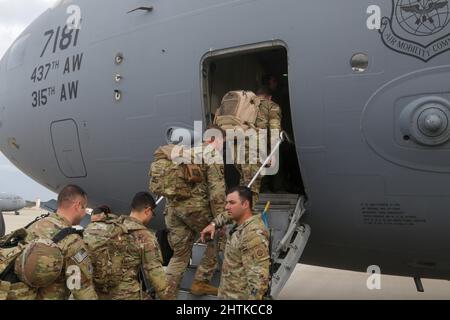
[0, 193, 26, 236]
[1, 0, 450, 297]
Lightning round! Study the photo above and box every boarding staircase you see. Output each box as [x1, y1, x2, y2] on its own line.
[178, 193, 311, 300]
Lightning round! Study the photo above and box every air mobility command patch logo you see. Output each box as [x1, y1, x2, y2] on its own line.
[380, 0, 450, 61]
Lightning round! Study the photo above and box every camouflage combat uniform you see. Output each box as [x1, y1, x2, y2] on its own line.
[106, 215, 167, 300]
[236, 160, 261, 208]
[234, 99, 282, 206]
[84, 213, 125, 299]
[165, 146, 226, 299]
[22, 213, 98, 300]
[242, 98, 283, 202]
[90, 212, 118, 223]
[218, 214, 270, 300]
[231, 137, 262, 208]
[255, 99, 282, 131]
[0, 281, 10, 300]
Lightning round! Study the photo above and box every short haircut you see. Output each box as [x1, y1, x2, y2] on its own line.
[226, 186, 253, 209]
[131, 192, 156, 211]
[92, 205, 112, 215]
[257, 85, 272, 97]
[57, 184, 87, 208]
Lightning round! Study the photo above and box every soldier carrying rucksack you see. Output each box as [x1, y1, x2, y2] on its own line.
[149, 127, 227, 299]
[0, 185, 98, 300]
[84, 192, 168, 300]
[214, 90, 263, 206]
[214, 90, 261, 131]
[83, 209, 125, 298]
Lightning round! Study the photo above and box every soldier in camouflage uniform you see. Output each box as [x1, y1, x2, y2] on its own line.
[255, 85, 282, 132]
[234, 141, 262, 209]
[0, 281, 10, 300]
[105, 192, 168, 300]
[230, 86, 282, 206]
[164, 128, 227, 299]
[18, 185, 98, 300]
[84, 212, 120, 300]
[257, 85, 284, 192]
[201, 186, 270, 300]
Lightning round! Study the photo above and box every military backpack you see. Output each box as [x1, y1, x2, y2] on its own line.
[149, 144, 203, 200]
[214, 90, 260, 131]
[83, 215, 129, 293]
[0, 214, 83, 299]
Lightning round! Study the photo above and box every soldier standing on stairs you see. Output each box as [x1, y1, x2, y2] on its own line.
[201, 186, 270, 300]
[254, 85, 283, 194]
[161, 126, 228, 299]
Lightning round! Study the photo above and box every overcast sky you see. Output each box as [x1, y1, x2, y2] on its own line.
[0, 0, 58, 201]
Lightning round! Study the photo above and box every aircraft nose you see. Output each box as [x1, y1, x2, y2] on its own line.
[0, 42, 31, 172]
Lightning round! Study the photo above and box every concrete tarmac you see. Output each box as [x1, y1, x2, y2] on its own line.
[278, 264, 450, 300]
[3, 208, 450, 300]
[3, 207, 46, 233]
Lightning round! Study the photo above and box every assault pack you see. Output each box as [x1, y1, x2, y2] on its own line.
[149, 144, 203, 200]
[83, 214, 129, 293]
[214, 90, 260, 131]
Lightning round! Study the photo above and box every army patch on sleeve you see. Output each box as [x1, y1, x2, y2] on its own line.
[73, 248, 88, 264]
[255, 247, 265, 259]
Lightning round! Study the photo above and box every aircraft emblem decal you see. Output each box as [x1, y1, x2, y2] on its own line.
[379, 0, 450, 61]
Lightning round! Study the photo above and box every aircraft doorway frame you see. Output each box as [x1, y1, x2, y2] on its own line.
[200, 40, 288, 125]
[199, 41, 305, 195]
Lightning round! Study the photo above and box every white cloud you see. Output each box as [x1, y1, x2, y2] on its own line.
[0, 163, 18, 173]
[0, 1, 58, 200]
[0, 23, 26, 58]
[0, 0, 59, 57]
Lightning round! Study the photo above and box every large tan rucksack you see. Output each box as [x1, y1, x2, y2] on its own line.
[214, 90, 260, 131]
[148, 144, 203, 200]
[83, 215, 128, 293]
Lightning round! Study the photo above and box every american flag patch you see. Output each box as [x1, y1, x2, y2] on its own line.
[73, 248, 88, 264]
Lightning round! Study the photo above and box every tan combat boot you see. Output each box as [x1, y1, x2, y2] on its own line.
[190, 280, 218, 296]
